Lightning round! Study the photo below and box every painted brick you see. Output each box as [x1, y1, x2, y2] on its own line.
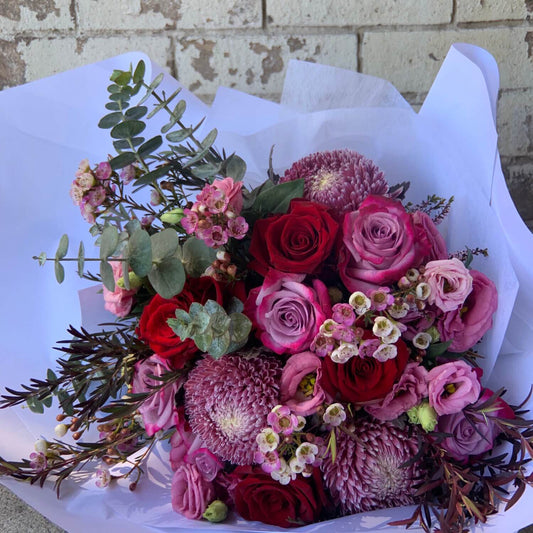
[456, 0, 531, 22]
[77, 0, 261, 31]
[267, 0, 452, 26]
[0, 0, 73, 34]
[498, 89, 533, 157]
[174, 33, 357, 99]
[0, 38, 26, 89]
[504, 161, 533, 225]
[20, 36, 171, 82]
[362, 28, 533, 93]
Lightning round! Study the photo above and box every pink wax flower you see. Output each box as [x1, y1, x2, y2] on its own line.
[211, 176, 244, 213]
[438, 269, 498, 352]
[365, 362, 428, 421]
[131, 355, 183, 437]
[339, 195, 429, 292]
[244, 270, 331, 355]
[171, 462, 215, 520]
[267, 405, 300, 435]
[427, 360, 481, 416]
[280, 352, 325, 416]
[423, 258, 473, 312]
[95, 161, 112, 181]
[102, 260, 137, 318]
[86, 186, 106, 207]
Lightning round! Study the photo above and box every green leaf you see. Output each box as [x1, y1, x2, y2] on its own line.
[99, 225, 119, 260]
[193, 163, 220, 179]
[42, 395, 53, 408]
[138, 72, 164, 105]
[54, 260, 65, 284]
[180, 237, 217, 277]
[201, 128, 217, 149]
[110, 70, 131, 86]
[223, 154, 246, 181]
[188, 303, 211, 334]
[109, 92, 131, 103]
[109, 151, 137, 170]
[125, 219, 141, 236]
[47, 369, 57, 381]
[36, 252, 47, 266]
[128, 229, 152, 277]
[150, 228, 180, 261]
[210, 311, 231, 336]
[182, 129, 217, 169]
[161, 100, 186, 133]
[77, 241, 85, 278]
[166, 128, 192, 143]
[113, 137, 144, 150]
[106, 101, 128, 111]
[100, 260, 115, 291]
[122, 257, 130, 290]
[110, 120, 146, 140]
[125, 106, 148, 120]
[55, 234, 69, 260]
[26, 396, 44, 414]
[204, 299, 225, 316]
[107, 84, 121, 94]
[227, 297, 244, 314]
[194, 329, 213, 353]
[229, 313, 252, 343]
[208, 332, 230, 359]
[138, 135, 163, 158]
[148, 256, 185, 299]
[254, 179, 304, 215]
[146, 88, 182, 119]
[98, 112, 123, 129]
[57, 390, 74, 416]
[132, 165, 170, 189]
[426, 341, 453, 359]
[132, 61, 146, 84]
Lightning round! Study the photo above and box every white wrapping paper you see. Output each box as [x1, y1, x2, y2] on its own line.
[0, 44, 532, 532]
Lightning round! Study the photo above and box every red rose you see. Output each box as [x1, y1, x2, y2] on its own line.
[233, 466, 326, 528]
[138, 276, 226, 369]
[320, 332, 410, 404]
[249, 199, 338, 276]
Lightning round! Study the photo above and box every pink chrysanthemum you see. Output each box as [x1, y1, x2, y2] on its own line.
[321, 420, 421, 514]
[184, 352, 282, 465]
[280, 149, 388, 219]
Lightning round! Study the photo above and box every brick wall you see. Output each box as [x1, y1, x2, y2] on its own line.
[1, 0, 532, 226]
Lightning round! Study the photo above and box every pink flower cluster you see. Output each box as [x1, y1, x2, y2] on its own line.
[182, 177, 248, 248]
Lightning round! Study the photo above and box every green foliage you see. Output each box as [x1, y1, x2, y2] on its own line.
[179, 237, 217, 277]
[168, 299, 251, 359]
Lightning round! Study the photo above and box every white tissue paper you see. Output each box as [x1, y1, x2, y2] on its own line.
[0, 44, 531, 532]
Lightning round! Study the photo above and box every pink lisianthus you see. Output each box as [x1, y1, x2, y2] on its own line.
[438, 269, 498, 352]
[412, 211, 448, 263]
[211, 177, 244, 214]
[423, 258, 473, 312]
[131, 355, 183, 437]
[102, 260, 138, 318]
[280, 352, 325, 416]
[244, 271, 331, 355]
[171, 462, 215, 520]
[339, 195, 430, 292]
[427, 360, 481, 416]
[366, 362, 428, 421]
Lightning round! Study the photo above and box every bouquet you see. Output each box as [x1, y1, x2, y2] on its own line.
[0, 47, 532, 533]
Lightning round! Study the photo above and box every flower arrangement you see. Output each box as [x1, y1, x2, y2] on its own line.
[0, 60, 532, 533]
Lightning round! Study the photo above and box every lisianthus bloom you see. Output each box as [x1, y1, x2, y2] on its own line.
[131, 355, 183, 437]
[365, 362, 428, 421]
[102, 260, 138, 318]
[423, 257, 473, 312]
[244, 271, 331, 355]
[427, 360, 481, 416]
[171, 462, 215, 520]
[280, 351, 325, 416]
[438, 269, 498, 352]
[249, 199, 338, 276]
[339, 195, 431, 292]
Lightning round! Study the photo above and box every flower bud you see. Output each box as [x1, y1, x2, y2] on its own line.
[203, 500, 228, 523]
[54, 424, 69, 438]
[34, 439, 48, 454]
[407, 400, 438, 432]
[160, 208, 185, 225]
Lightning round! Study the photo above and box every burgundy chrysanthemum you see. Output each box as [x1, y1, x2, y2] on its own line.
[184, 351, 282, 465]
[321, 420, 421, 514]
[280, 149, 388, 219]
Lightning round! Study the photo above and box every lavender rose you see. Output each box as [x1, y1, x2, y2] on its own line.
[412, 211, 448, 263]
[438, 269, 498, 352]
[423, 258, 473, 313]
[339, 195, 429, 293]
[244, 271, 331, 355]
[280, 352, 326, 416]
[366, 362, 428, 421]
[131, 355, 183, 437]
[171, 463, 215, 520]
[427, 360, 481, 416]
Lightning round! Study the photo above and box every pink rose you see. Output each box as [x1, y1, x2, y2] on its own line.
[423, 258, 473, 312]
[102, 260, 137, 318]
[412, 211, 448, 263]
[427, 360, 481, 416]
[171, 462, 215, 520]
[280, 352, 326, 416]
[212, 177, 244, 214]
[438, 269, 498, 352]
[339, 195, 429, 292]
[366, 362, 428, 421]
[244, 271, 331, 355]
[131, 355, 183, 437]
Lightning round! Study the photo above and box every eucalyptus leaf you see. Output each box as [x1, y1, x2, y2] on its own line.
[125, 219, 141, 236]
[47, 369, 57, 381]
[132, 165, 170, 189]
[148, 256, 185, 299]
[194, 329, 213, 353]
[109, 92, 131, 103]
[138, 72, 164, 105]
[99, 225, 119, 260]
[26, 397, 44, 414]
[106, 101, 128, 111]
[180, 237, 216, 277]
[128, 229, 152, 277]
[113, 137, 144, 150]
[151, 228, 179, 261]
[42, 395, 53, 408]
[166, 128, 192, 143]
[109, 152, 137, 170]
[110, 70, 131, 86]
[230, 313, 252, 343]
[193, 163, 220, 179]
[146, 88, 181, 119]
[37, 252, 47, 266]
[54, 261, 65, 284]
[138, 135, 163, 158]
[210, 311, 231, 336]
[100, 260, 115, 291]
[98, 112, 123, 129]
[132, 61, 146, 84]
[107, 84, 121, 94]
[208, 332, 230, 359]
[111, 120, 146, 140]
[77, 241, 85, 278]
[55, 234, 69, 260]
[174, 309, 191, 323]
[122, 258, 130, 290]
[125, 106, 148, 120]
[204, 299, 225, 316]
[223, 154, 246, 181]
[227, 297, 244, 314]
[161, 100, 186, 133]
